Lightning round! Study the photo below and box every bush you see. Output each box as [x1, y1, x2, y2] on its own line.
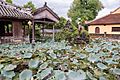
[55, 28, 71, 41]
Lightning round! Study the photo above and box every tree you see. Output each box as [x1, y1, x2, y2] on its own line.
[54, 17, 67, 29]
[5, 0, 12, 4]
[68, 0, 103, 25]
[23, 1, 36, 12]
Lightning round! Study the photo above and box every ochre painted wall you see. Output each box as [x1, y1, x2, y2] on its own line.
[88, 24, 120, 34]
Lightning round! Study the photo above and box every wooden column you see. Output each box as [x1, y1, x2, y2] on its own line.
[6, 24, 9, 33]
[32, 20, 35, 43]
[42, 24, 45, 37]
[12, 21, 23, 39]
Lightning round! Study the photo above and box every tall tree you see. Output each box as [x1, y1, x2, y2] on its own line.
[5, 0, 13, 4]
[23, 1, 36, 12]
[68, 0, 103, 25]
[55, 17, 67, 29]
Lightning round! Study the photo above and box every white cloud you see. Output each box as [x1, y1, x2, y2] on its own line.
[96, 0, 120, 19]
[13, 0, 120, 19]
[13, 0, 73, 18]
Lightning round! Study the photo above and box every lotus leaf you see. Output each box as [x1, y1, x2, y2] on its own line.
[47, 50, 54, 54]
[104, 58, 119, 65]
[67, 70, 86, 80]
[113, 68, 120, 75]
[54, 70, 66, 80]
[40, 67, 53, 79]
[99, 76, 106, 80]
[112, 55, 120, 60]
[79, 54, 87, 59]
[86, 71, 97, 80]
[97, 63, 107, 70]
[19, 69, 32, 80]
[88, 54, 100, 63]
[1, 70, 15, 78]
[0, 64, 4, 70]
[4, 64, 17, 71]
[23, 53, 32, 58]
[28, 59, 39, 69]
[49, 53, 57, 59]
[85, 48, 93, 52]
[39, 62, 48, 70]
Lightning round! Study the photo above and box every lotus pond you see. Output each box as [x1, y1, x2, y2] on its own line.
[0, 39, 120, 80]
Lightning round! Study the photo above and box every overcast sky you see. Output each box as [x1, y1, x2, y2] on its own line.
[13, 0, 120, 19]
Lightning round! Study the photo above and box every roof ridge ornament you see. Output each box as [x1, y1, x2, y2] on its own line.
[44, 2, 47, 7]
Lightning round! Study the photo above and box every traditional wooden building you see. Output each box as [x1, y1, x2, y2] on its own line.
[0, 1, 32, 43]
[33, 2, 60, 38]
[88, 7, 120, 39]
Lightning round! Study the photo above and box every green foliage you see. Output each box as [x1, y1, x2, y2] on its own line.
[34, 24, 41, 41]
[54, 17, 67, 29]
[55, 28, 71, 41]
[5, 0, 12, 4]
[55, 23, 78, 42]
[68, 0, 103, 25]
[44, 17, 67, 29]
[79, 29, 90, 42]
[23, 1, 36, 12]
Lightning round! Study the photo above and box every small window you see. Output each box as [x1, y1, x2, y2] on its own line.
[112, 27, 120, 32]
[95, 27, 100, 34]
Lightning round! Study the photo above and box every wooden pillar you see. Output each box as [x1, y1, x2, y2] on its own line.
[32, 20, 35, 43]
[42, 24, 45, 37]
[0, 22, 5, 36]
[6, 24, 9, 33]
[52, 25, 55, 41]
[12, 21, 23, 39]
[23, 25, 25, 37]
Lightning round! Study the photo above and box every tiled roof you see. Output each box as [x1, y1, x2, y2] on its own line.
[89, 7, 120, 25]
[33, 2, 60, 21]
[0, 3, 32, 19]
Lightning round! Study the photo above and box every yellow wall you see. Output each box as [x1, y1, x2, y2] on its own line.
[88, 24, 120, 34]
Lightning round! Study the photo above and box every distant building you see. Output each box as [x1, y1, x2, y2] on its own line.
[88, 7, 120, 39]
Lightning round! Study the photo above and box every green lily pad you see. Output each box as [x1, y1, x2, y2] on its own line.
[1, 70, 15, 78]
[86, 71, 97, 80]
[49, 53, 57, 59]
[0, 64, 4, 70]
[19, 69, 32, 80]
[113, 68, 120, 75]
[88, 54, 100, 63]
[28, 59, 39, 69]
[79, 54, 87, 59]
[99, 76, 106, 80]
[97, 63, 107, 70]
[67, 70, 86, 80]
[40, 67, 53, 79]
[54, 70, 66, 80]
[23, 53, 32, 59]
[39, 62, 48, 70]
[4, 64, 17, 71]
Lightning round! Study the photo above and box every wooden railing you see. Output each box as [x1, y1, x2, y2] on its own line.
[0, 36, 30, 44]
